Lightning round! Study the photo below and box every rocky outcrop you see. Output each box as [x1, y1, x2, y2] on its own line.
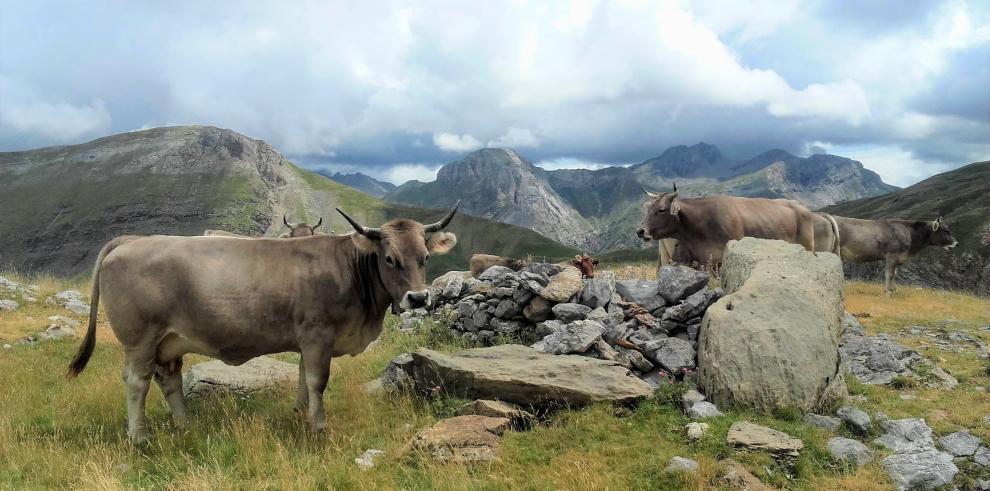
[405, 344, 653, 408]
[404, 415, 510, 463]
[698, 238, 847, 412]
[183, 356, 297, 400]
[840, 314, 959, 389]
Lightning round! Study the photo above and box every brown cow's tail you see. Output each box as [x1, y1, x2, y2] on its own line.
[822, 213, 841, 256]
[67, 237, 125, 378]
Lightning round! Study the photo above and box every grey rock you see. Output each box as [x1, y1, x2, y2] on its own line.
[183, 357, 297, 400]
[647, 337, 696, 374]
[665, 456, 699, 473]
[532, 319, 605, 355]
[804, 413, 842, 431]
[493, 287, 515, 298]
[842, 312, 866, 336]
[938, 431, 981, 457]
[626, 329, 667, 351]
[657, 265, 709, 304]
[456, 301, 479, 319]
[523, 296, 553, 322]
[0, 299, 18, 311]
[536, 319, 565, 338]
[685, 422, 709, 441]
[840, 330, 925, 385]
[409, 344, 654, 408]
[726, 421, 804, 458]
[602, 325, 631, 345]
[615, 346, 654, 373]
[681, 388, 706, 409]
[355, 449, 385, 470]
[490, 319, 524, 335]
[539, 266, 583, 302]
[457, 399, 536, 429]
[381, 353, 416, 393]
[512, 288, 535, 305]
[827, 437, 874, 466]
[974, 446, 990, 466]
[686, 401, 723, 419]
[577, 272, 615, 309]
[477, 265, 515, 283]
[882, 448, 958, 491]
[494, 299, 522, 319]
[522, 263, 562, 278]
[442, 274, 465, 299]
[587, 307, 608, 322]
[615, 279, 665, 312]
[662, 287, 722, 322]
[46, 290, 90, 315]
[552, 303, 592, 323]
[472, 311, 491, 331]
[837, 405, 872, 434]
[874, 418, 935, 453]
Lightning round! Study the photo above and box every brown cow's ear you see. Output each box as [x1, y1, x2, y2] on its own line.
[350, 231, 377, 252]
[932, 219, 940, 231]
[670, 199, 682, 216]
[427, 232, 457, 254]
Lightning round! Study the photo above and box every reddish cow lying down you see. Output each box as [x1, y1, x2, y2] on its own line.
[469, 253, 598, 278]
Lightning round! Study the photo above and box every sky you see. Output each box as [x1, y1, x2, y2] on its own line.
[0, 1, 987, 187]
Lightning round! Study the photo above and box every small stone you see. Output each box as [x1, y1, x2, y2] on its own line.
[882, 448, 958, 491]
[726, 421, 803, 458]
[0, 299, 18, 311]
[355, 449, 385, 470]
[938, 431, 981, 457]
[531, 320, 605, 355]
[552, 303, 592, 323]
[646, 337, 695, 374]
[665, 456, 699, 473]
[974, 446, 990, 467]
[657, 266, 709, 304]
[804, 413, 842, 431]
[827, 437, 874, 466]
[874, 418, 935, 453]
[837, 405, 872, 434]
[899, 394, 917, 400]
[681, 389, 705, 409]
[685, 422, 709, 441]
[687, 401, 723, 419]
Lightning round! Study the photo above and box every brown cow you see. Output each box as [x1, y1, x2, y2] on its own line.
[470, 254, 527, 277]
[569, 254, 599, 278]
[832, 215, 957, 296]
[637, 188, 819, 267]
[67, 204, 459, 444]
[203, 214, 327, 239]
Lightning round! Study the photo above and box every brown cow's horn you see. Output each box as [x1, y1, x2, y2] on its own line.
[336, 208, 382, 239]
[313, 217, 323, 229]
[423, 200, 460, 233]
[283, 214, 290, 227]
[642, 185, 658, 198]
[672, 181, 677, 192]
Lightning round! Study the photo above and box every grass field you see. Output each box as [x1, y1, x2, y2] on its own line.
[1, 269, 987, 490]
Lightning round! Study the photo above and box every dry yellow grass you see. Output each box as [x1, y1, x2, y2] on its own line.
[1, 269, 988, 490]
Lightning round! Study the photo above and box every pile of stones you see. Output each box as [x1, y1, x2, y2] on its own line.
[421, 264, 723, 384]
[0, 275, 39, 311]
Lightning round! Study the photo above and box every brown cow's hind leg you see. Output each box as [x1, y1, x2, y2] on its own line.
[154, 357, 188, 427]
[122, 350, 154, 444]
[301, 346, 332, 432]
[295, 354, 308, 413]
[884, 258, 898, 297]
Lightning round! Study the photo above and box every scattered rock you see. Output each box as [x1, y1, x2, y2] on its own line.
[681, 388, 706, 409]
[405, 415, 510, 464]
[726, 421, 804, 459]
[551, 303, 592, 323]
[456, 399, 536, 429]
[532, 319, 605, 355]
[837, 406, 872, 434]
[874, 418, 935, 453]
[0, 299, 18, 311]
[827, 437, 874, 466]
[355, 449, 385, 470]
[183, 356, 297, 400]
[523, 296, 552, 322]
[577, 272, 615, 309]
[666, 456, 699, 473]
[477, 266, 515, 283]
[937, 430, 981, 457]
[538, 266, 583, 303]
[381, 353, 415, 393]
[804, 413, 842, 431]
[718, 459, 770, 491]
[974, 446, 990, 467]
[614, 280, 665, 312]
[882, 448, 958, 491]
[409, 344, 654, 408]
[685, 422, 709, 441]
[46, 290, 90, 315]
[699, 238, 847, 412]
[657, 266, 709, 304]
[687, 401, 723, 419]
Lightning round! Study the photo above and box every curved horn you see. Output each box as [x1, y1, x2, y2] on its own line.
[283, 214, 290, 227]
[642, 185, 658, 198]
[313, 217, 323, 230]
[423, 200, 461, 233]
[336, 208, 382, 239]
[672, 181, 677, 193]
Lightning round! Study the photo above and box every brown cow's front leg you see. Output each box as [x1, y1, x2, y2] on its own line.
[884, 257, 898, 297]
[301, 346, 332, 432]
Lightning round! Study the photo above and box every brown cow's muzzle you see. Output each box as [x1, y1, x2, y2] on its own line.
[637, 228, 651, 241]
[400, 289, 431, 310]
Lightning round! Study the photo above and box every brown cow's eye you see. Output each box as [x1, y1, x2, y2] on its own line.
[385, 256, 396, 267]
[425, 254, 430, 262]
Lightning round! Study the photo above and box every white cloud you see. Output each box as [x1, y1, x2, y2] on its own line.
[432, 132, 482, 152]
[487, 127, 540, 148]
[381, 163, 442, 184]
[809, 143, 955, 187]
[0, 77, 111, 144]
[534, 157, 626, 171]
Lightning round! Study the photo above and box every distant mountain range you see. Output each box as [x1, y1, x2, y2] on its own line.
[0, 127, 577, 277]
[382, 143, 898, 252]
[324, 172, 396, 198]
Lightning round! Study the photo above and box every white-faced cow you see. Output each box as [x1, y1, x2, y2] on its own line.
[831, 215, 957, 296]
[637, 186, 823, 268]
[67, 203, 460, 444]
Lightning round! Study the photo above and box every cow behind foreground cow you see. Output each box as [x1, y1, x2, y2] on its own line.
[832, 215, 957, 296]
[469, 253, 599, 278]
[67, 203, 460, 444]
[637, 187, 825, 268]
[204, 214, 328, 238]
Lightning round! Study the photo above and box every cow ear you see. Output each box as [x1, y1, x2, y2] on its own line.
[670, 199, 682, 216]
[427, 232, 457, 255]
[932, 219, 940, 231]
[350, 231, 377, 252]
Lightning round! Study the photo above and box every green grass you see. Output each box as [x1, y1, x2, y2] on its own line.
[1, 271, 988, 490]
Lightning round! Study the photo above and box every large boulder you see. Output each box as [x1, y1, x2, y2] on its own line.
[531, 319, 605, 355]
[183, 356, 298, 400]
[698, 238, 847, 412]
[657, 266, 709, 304]
[409, 344, 654, 408]
[404, 415, 510, 463]
[539, 266, 583, 302]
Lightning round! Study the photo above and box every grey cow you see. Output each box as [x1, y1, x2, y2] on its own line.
[67, 204, 460, 444]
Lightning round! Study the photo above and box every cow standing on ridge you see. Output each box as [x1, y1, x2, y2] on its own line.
[67, 203, 460, 444]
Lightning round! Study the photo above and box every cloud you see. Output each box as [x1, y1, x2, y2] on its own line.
[533, 157, 625, 171]
[487, 127, 540, 148]
[0, 77, 111, 147]
[433, 132, 483, 152]
[810, 142, 955, 187]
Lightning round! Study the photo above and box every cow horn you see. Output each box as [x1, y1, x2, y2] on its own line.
[642, 185, 658, 198]
[283, 214, 290, 227]
[313, 217, 323, 230]
[672, 181, 677, 192]
[336, 208, 382, 239]
[423, 201, 460, 233]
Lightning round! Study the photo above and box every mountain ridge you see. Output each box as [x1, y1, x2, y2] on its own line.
[324, 171, 396, 198]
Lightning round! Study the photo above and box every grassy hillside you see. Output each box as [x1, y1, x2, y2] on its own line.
[823, 161, 990, 295]
[1, 271, 987, 489]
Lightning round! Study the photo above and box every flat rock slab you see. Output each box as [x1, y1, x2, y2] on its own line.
[405, 415, 510, 464]
[457, 399, 536, 429]
[727, 421, 804, 458]
[827, 437, 874, 466]
[410, 344, 654, 408]
[183, 356, 298, 400]
[882, 448, 958, 491]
